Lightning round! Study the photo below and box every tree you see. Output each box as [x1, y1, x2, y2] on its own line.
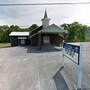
[0, 25, 10, 43]
[29, 24, 38, 31]
[61, 22, 88, 42]
[9, 25, 20, 32]
[0, 24, 39, 43]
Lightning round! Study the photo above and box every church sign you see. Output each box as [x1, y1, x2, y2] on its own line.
[63, 42, 80, 65]
[62, 41, 83, 89]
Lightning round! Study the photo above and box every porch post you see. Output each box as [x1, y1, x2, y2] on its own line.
[63, 32, 66, 41]
[39, 32, 42, 50]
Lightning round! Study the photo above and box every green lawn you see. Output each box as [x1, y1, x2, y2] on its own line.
[86, 37, 90, 42]
[0, 43, 11, 48]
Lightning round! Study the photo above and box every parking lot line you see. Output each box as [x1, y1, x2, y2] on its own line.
[37, 64, 41, 90]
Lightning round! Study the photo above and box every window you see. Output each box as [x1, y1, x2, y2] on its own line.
[21, 39, 25, 45]
[43, 36, 50, 44]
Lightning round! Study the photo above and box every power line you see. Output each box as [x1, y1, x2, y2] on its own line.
[0, 2, 90, 6]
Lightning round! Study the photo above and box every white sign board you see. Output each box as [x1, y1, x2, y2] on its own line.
[63, 43, 80, 65]
[18, 37, 27, 39]
[62, 41, 83, 89]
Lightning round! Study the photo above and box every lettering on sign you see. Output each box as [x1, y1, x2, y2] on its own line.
[63, 43, 80, 65]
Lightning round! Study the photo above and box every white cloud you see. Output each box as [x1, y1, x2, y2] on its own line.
[0, 0, 90, 26]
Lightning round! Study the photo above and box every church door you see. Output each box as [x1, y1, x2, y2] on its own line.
[21, 39, 25, 45]
[43, 36, 50, 44]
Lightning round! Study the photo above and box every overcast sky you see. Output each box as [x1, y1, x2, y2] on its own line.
[0, 0, 90, 27]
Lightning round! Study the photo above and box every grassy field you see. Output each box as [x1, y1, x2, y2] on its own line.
[0, 43, 11, 48]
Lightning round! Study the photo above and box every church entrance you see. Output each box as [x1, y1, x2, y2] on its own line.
[43, 36, 50, 44]
[20, 39, 25, 45]
[18, 37, 26, 45]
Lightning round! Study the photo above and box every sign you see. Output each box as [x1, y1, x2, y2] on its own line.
[18, 37, 27, 39]
[61, 41, 83, 89]
[63, 42, 80, 65]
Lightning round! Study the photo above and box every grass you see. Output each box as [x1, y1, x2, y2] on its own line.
[86, 37, 90, 42]
[0, 43, 11, 48]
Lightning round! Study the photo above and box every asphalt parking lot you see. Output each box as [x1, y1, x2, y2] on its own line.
[0, 46, 69, 90]
[0, 42, 90, 90]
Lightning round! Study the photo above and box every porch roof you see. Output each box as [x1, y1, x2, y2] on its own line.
[9, 32, 29, 36]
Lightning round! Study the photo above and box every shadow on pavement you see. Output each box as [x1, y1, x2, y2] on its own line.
[24, 46, 62, 53]
[53, 67, 69, 90]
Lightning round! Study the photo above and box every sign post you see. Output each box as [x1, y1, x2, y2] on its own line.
[77, 43, 83, 90]
[62, 40, 65, 67]
[62, 41, 83, 90]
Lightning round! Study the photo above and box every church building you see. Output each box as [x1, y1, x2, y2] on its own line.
[9, 10, 67, 47]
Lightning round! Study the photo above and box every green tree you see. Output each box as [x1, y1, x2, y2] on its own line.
[29, 24, 38, 31]
[61, 22, 88, 42]
[9, 25, 20, 32]
[0, 25, 10, 43]
[0, 24, 38, 43]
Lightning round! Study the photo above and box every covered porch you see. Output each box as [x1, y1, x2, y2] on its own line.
[39, 33, 65, 45]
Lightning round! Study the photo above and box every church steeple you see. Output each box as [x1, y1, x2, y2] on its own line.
[44, 9, 48, 18]
[41, 9, 50, 29]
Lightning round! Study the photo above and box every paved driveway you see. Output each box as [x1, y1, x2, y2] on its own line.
[0, 42, 90, 90]
[0, 46, 69, 90]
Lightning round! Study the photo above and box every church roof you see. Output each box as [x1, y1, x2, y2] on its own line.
[29, 26, 43, 38]
[40, 24, 67, 33]
[28, 24, 67, 38]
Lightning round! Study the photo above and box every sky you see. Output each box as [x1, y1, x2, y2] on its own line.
[0, 0, 90, 27]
